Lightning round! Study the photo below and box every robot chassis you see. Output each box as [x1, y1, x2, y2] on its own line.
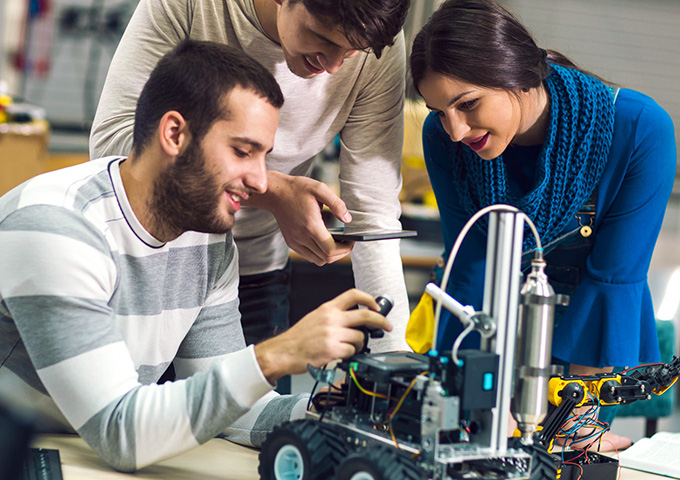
[258, 211, 680, 480]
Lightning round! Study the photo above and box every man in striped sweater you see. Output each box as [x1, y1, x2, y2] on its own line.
[0, 40, 391, 472]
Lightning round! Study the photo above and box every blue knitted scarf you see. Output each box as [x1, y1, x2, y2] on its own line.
[450, 64, 615, 250]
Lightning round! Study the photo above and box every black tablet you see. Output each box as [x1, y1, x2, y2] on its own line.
[328, 227, 418, 242]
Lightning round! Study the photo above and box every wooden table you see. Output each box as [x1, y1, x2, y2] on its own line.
[32, 434, 667, 479]
[32, 435, 259, 480]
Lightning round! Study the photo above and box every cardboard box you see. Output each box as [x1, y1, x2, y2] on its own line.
[0, 120, 50, 196]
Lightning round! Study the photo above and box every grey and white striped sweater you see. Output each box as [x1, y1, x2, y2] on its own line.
[0, 157, 306, 471]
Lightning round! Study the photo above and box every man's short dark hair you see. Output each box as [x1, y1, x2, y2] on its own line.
[132, 40, 284, 155]
[290, 0, 410, 58]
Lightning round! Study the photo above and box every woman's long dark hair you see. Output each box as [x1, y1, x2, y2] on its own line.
[409, 0, 597, 95]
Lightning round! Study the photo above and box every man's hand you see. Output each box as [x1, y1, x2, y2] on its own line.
[244, 171, 354, 266]
[254, 289, 392, 385]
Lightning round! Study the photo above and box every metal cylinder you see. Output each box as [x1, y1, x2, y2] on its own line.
[511, 258, 556, 444]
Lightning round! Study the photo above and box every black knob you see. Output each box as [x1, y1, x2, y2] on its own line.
[375, 295, 393, 317]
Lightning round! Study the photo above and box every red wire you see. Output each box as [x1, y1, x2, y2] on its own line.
[562, 461, 584, 480]
[619, 362, 663, 374]
[599, 439, 622, 480]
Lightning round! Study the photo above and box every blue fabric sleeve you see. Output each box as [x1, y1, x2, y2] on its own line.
[553, 89, 676, 367]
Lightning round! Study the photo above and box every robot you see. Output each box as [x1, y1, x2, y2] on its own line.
[258, 209, 679, 480]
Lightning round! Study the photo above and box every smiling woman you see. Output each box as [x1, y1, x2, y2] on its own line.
[416, 73, 549, 160]
[409, 0, 677, 451]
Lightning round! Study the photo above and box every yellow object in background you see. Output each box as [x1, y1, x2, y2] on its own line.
[401, 99, 435, 205]
[405, 291, 435, 354]
[423, 190, 437, 209]
[403, 99, 430, 160]
[0, 94, 12, 124]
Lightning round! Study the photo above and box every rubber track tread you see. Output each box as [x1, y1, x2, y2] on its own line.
[259, 419, 348, 480]
[336, 444, 427, 480]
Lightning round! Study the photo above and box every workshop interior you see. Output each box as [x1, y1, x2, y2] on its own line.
[1, 0, 680, 479]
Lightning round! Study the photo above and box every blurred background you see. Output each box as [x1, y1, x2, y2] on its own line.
[1, 0, 679, 443]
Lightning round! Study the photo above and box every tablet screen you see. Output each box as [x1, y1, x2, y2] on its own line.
[328, 227, 418, 242]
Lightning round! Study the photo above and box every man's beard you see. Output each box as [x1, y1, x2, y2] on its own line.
[149, 140, 232, 240]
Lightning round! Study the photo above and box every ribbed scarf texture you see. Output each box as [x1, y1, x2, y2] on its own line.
[450, 64, 615, 250]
